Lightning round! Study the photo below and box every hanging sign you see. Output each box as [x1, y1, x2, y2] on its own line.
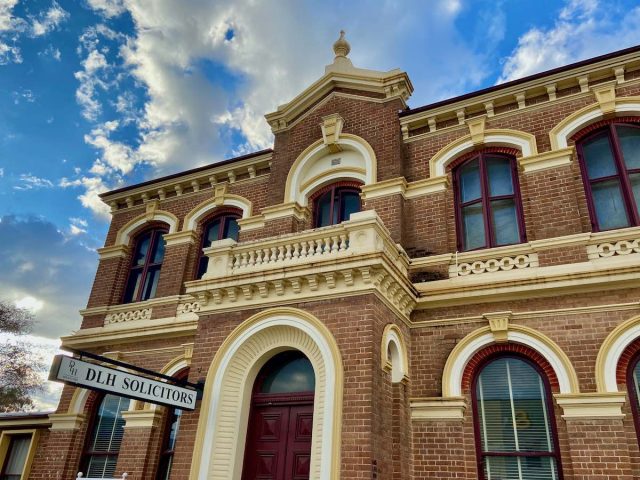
[49, 355, 198, 410]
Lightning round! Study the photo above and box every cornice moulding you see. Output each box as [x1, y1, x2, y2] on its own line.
[122, 410, 163, 429]
[97, 244, 129, 260]
[262, 202, 310, 221]
[554, 392, 627, 419]
[163, 230, 198, 246]
[518, 147, 575, 173]
[61, 317, 198, 348]
[414, 254, 640, 309]
[48, 413, 86, 431]
[410, 397, 467, 421]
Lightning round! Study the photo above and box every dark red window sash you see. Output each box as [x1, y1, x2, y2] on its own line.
[576, 123, 640, 231]
[195, 211, 241, 279]
[123, 228, 167, 303]
[453, 153, 526, 251]
[470, 353, 564, 480]
[311, 184, 362, 228]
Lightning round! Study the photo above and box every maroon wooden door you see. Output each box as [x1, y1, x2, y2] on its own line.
[242, 398, 314, 480]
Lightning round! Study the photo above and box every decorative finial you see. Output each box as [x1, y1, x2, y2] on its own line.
[333, 30, 351, 58]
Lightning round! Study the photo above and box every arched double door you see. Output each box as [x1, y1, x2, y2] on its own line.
[242, 351, 316, 480]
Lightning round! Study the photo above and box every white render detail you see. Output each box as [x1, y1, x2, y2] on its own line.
[450, 253, 539, 277]
[104, 308, 152, 325]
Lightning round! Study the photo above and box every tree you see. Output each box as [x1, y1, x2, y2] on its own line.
[0, 301, 44, 412]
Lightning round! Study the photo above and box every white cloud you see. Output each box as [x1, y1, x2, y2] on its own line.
[59, 175, 112, 219]
[0, 167, 4, 177]
[499, 0, 640, 83]
[30, 1, 69, 37]
[39, 44, 61, 60]
[0, 0, 24, 64]
[86, 0, 126, 18]
[12, 88, 35, 104]
[14, 173, 53, 190]
[15, 295, 44, 312]
[68, 217, 88, 235]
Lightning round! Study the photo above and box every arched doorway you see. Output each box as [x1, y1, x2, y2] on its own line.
[242, 350, 316, 480]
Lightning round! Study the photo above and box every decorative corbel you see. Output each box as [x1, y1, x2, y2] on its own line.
[213, 184, 228, 206]
[145, 199, 159, 219]
[320, 113, 344, 153]
[467, 116, 486, 146]
[484, 101, 494, 117]
[484, 311, 512, 342]
[182, 343, 194, 365]
[592, 83, 617, 115]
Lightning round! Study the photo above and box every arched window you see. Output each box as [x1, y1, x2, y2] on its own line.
[81, 394, 130, 478]
[242, 351, 315, 479]
[156, 369, 189, 480]
[454, 153, 525, 251]
[313, 184, 361, 228]
[196, 212, 240, 279]
[123, 227, 167, 303]
[472, 355, 561, 480]
[576, 123, 640, 231]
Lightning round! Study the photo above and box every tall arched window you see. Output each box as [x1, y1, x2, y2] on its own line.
[82, 394, 130, 478]
[123, 227, 167, 303]
[313, 184, 361, 228]
[156, 369, 189, 480]
[196, 212, 240, 279]
[454, 153, 525, 251]
[472, 355, 561, 480]
[242, 351, 315, 480]
[576, 123, 640, 231]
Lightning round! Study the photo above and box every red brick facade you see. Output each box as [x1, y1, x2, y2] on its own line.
[5, 45, 640, 480]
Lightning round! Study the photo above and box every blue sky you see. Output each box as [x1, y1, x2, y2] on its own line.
[2, 0, 640, 409]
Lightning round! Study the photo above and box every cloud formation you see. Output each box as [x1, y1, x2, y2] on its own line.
[70, 0, 489, 219]
[499, 0, 640, 82]
[0, 215, 97, 339]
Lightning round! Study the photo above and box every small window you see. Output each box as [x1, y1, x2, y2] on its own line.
[473, 356, 561, 480]
[156, 369, 189, 480]
[123, 228, 167, 303]
[454, 153, 525, 251]
[82, 394, 130, 478]
[256, 351, 315, 394]
[313, 185, 361, 228]
[576, 123, 640, 231]
[1, 434, 32, 480]
[196, 213, 240, 279]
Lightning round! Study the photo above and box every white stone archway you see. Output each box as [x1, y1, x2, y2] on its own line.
[189, 308, 343, 480]
[284, 134, 377, 206]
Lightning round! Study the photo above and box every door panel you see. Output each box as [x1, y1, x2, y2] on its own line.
[243, 403, 313, 480]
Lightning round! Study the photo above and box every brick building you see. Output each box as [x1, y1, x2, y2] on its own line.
[4, 33, 640, 480]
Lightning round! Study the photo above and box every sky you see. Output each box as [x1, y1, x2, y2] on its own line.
[2, 0, 640, 410]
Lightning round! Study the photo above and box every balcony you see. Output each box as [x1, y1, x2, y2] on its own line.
[185, 210, 416, 320]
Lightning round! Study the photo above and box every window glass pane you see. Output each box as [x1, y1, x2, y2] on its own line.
[617, 125, 640, 170]
[203, 220, 221, 248]
[167, 409, 182, 451]
[477, 358, 554, 454]
[316, 192, 332, 227]
[491, 199, 520, 246]
[462, 203, 486, 250]
[224, 217, 240, 241]
[196, 257, 209, 279]
[340, 191, 360, 222]
[141, 266, 161, 300]
[582, 132, 618, 179]
[151, 233, 166, 263]
[3, 435, 31, 476]
[459, 159, 482, 202]
[591, 179, 630, 230]
[132, 233, 151, 266]
[86, 395, 130, 479]
[123, 269, 143, 303]
[259, 352, 315, 394]
[484, 456, 558, 480]
[630, 173, 640, 216]
[487, 156, 514, 196]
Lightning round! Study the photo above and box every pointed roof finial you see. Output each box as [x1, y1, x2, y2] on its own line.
[333, 30, 351, 58]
